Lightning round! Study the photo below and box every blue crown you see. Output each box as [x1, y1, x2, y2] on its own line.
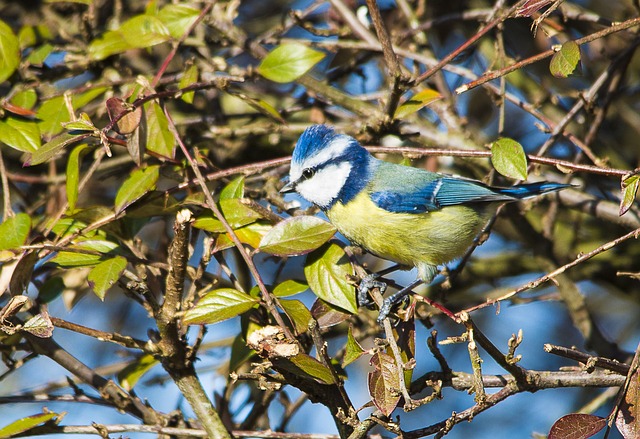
[291, 125, 338, 165]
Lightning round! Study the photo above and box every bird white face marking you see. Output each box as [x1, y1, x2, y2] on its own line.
[289, 136, 352, 183]
[294, 162, 352, 209]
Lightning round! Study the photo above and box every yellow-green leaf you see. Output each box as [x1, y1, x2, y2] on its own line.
[157, 4, 200, 39]
[0, 412, 60, 439]
[115, 165, 160, 213]
[304, 243, 356, 313]
[279, 299, 312, 334]
[0, 19, 20, 83]
[273, 279, 308, 297]
[183, 288, 259, 325]
[88, 29, 130, 61]
[11, 89, 37, 110]
[179, 64, 198, 104]
[50, 239, 119, 268]
[342, 325, 365, 367]
[118, 354, 159, 391]
[0, 213, 31, 252]
[88, 256, 128, 300]
[220, 176, 245, 200]
[66, 144, 90, 211]
[25, 132, 88, 166]
[120, 14, 171, 49]
[258, 43, 325, 83]
[0, 116, 41, 153]
[394, 88, 442, 119]
[259, 216, 336, 256]
[620, 174, 640, 217]
[490, 137, 528, 180]
[144, 101, 175, 159]
[550, 41, 581, 78]
[287, 353, 335, 384]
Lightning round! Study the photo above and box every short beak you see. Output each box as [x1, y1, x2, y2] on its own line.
[280, 180, 296, 194]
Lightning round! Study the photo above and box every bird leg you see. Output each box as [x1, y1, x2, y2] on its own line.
[357, 264, 405, 308]
[357, 274, 387, 309]
[377, 278, 424, 324]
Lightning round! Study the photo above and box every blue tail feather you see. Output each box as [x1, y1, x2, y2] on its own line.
[496, 182, 572, 199]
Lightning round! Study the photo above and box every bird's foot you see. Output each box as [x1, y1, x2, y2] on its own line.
[357, 274, 387, 309]
[376, 280, 422, 324]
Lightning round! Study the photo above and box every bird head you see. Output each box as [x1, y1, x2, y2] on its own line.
[280, 125, 372, 209]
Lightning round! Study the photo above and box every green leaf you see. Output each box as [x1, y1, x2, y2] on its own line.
[37, 89, 106, 137]
[0, 116, 41, 153]
[550, 41, 581, 78]
[287, 353, 335, 384]
[273, 279, 308, 297]
[258, 43, 325, 83]
[0, 19, 20, 83]
[62, 119, 96, 132]
[117, 354, 159, 391]
[88, 256, 127, 300]
[0, 213, 31, 252]
[304, 243, 356, 313]
[11, 89, 38, 110]
[279, 299, 312, 334]
[259, 216, 337, 256]
[620, 174, 640, 216]
[368, 352, 401, 417]
[220, 198, 263, 227]
[66, 144, 90, 211]
[157, 4, 200, 39]
[144, 101, 175, 159]
[183, 288, 259, 325]
[50, 239, 119, 268]
[192, 216, 226, 233]
[0, 412, 59, 439]
[36, 97, 68, 137]
[220, 176, 245, 200]
[26, 43, 53, 65]
[120, 14, 171, 49]
[490, 137, 528, 180]
[115, 165, 160, 213]
[88, 29, 131, 61]
[179, 64, 198, 104]
[394, 88, 442, 119]
[342, 325, 366, 368]
[25, 132, 89, 166]
[193, 199, 263, 233]
[225, 90, 285, 124]
[343, 325, 365, 367]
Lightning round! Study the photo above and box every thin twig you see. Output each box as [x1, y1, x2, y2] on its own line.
[461, 227, 640, 314]
[456, 16, 640, 93]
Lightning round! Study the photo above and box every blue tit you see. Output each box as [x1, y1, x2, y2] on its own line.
[280, 124, 571, 322]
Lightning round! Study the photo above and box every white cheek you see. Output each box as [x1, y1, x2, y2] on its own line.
[296, 162, 352, 208]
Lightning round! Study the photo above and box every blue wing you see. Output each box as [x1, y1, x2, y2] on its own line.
[370, 177, 513, 213]
[368, 161, 568, 214]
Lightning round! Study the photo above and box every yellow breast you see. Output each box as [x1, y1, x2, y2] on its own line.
[326, 191, 490, 268]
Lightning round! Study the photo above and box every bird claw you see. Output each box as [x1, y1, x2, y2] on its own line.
[376, 289, 412, 325]
[357, 274, 386, 309]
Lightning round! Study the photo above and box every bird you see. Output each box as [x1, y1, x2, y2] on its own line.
[280, 124, 571, 322]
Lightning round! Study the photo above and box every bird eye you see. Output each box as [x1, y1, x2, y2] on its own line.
[302, 168, 315, 179]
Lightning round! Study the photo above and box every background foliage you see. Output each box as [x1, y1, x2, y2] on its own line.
[0, 0, 640, 438]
